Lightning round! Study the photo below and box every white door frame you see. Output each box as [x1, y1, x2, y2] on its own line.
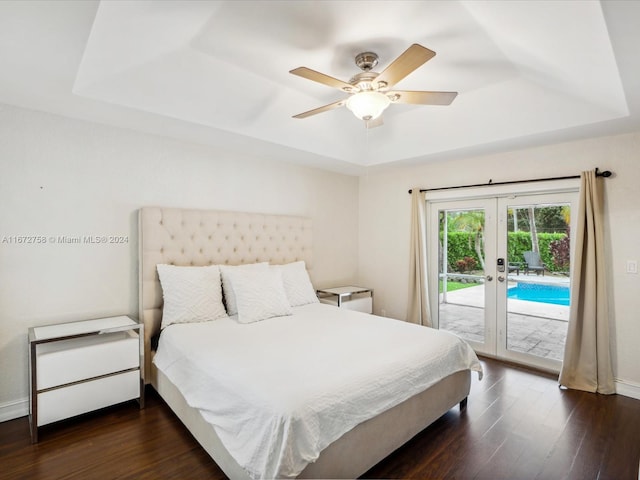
[426, 179, 579, 372]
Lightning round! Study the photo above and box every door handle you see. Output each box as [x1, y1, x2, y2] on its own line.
[498, 276, 505, 282]
[486, 275, 493, 282]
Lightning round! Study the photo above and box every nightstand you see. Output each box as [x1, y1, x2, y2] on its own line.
[316, 286, 373, 314]
[28, 315, 144, 443]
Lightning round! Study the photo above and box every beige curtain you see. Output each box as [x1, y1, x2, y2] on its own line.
[559, 170, 614, 394]
[407, 189, 431, 326]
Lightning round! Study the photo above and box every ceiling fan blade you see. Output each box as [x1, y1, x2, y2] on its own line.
[292, 99, 346, 119]
[374, 44, 436, 90]
[390, 90, 458, 105]
[365, 116, 384, 129]
[290, 67, 355, 92]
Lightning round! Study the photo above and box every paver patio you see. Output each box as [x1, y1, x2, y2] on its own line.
[438, 275, 570, 362]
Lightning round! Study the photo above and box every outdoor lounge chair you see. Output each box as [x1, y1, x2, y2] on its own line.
[508, 262, 521, 275]
[523, 251, 546, 276]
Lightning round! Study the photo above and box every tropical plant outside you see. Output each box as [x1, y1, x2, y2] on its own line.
[441, 205, 571, 274]
[445, 210, 486, 270]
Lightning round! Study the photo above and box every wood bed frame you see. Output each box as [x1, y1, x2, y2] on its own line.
[138, 206, 471, 479]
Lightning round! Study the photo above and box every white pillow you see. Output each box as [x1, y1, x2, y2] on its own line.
[271, 261, 319, 307]
[226, 268, 292, 324]
[220, 263, 269, 316]
[156, 264, 227, 329]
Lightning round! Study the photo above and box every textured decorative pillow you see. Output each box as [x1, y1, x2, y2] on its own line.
[156, 264, 227, 329]
[271, 261, 319, 307]
[219, 263, 269, 316]
[226, 268, 292, 324]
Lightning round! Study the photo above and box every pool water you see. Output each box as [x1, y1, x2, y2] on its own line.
[507, 282, 570, 306]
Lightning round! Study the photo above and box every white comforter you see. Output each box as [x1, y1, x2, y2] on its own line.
[153, 303, 482, 479]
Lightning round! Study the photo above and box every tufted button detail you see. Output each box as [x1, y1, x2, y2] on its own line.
[208, 235, 212, 240]
[190, 261, 194, 266]
[159, 220, 163, 225]
[199, 248, 203, 253]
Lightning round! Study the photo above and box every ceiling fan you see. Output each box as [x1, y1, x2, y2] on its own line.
[290, 44, 457, 128]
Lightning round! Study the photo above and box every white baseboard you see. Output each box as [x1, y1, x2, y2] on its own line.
[0, 397, 28, 423]
[616, 378, 640, 400]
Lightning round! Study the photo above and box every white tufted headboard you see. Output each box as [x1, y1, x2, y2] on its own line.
[138, 207, 313, 381]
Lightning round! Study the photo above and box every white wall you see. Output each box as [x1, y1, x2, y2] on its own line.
[358, 131, 640, 397]
[0, 104, 359, 418]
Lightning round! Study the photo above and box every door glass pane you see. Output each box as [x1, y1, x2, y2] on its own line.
[438, 208, 486, 344]
[505, 204, 570, 361]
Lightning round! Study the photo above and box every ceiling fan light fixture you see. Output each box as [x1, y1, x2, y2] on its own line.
[345, 91, 391, 121]
[290, 44, 454, 124]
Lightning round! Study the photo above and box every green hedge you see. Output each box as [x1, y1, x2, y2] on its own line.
[441, 231, 567, 272]
[441, 232, 482, 270]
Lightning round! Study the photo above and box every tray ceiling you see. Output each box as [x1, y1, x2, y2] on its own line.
[0, 1, 638, 174]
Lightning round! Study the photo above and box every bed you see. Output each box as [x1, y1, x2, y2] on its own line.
[138, 207, 482, 479]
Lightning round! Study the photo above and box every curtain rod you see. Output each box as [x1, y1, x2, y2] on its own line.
[408, 168, 612, 194]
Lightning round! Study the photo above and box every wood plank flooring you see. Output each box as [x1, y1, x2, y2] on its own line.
[1, 357, 639, 479]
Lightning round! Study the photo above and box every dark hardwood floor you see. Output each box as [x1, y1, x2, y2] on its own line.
[1, 358, 639, 479]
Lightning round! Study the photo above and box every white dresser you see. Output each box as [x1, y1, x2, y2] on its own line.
[28, 316, 144, 442]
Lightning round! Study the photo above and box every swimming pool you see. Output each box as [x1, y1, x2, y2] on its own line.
[507, 282, 570, 306]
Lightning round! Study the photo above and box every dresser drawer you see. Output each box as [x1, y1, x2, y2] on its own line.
[36, 330, 139, 390]
[37, 370, 140, 426]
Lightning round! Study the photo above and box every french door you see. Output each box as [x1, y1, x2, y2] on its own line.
[427, 190, 578, 372]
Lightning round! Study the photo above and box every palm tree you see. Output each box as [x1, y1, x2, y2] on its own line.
[528, 207, 539, 253]
[448, 210, 486, 271]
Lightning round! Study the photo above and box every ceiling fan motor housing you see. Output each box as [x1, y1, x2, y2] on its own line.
[349, 72, 381, 92]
